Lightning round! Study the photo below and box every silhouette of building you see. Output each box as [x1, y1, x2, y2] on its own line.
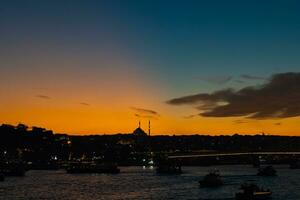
[133, 121, 148, 137]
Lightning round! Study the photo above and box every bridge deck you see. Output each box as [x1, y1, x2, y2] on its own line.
[168, 152, 300, 159]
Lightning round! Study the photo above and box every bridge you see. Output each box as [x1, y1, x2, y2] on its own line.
[168, 152, 300, 159]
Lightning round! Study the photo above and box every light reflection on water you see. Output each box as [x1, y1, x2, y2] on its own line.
[1, 165, 300, 200]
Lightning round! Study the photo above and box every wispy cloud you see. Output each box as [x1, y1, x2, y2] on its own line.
[233, 120, 248, 124]
[130, 107, 159, 116]
[35, 95, 51, 100]
[196, 75, 232, 84]
[80, 102, 90, 106]
[33, 87, 50, 90]
[240, 74, 266, 80]
[183, 114, 197, 119]
[167, 72, 300, 119]
[134, 113, 158, 119]
[235, 80, 246, 84]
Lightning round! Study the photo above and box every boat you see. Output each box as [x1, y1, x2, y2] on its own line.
[199, 170, 223, 187]
[257, 166, 276, 176]
[235, 183, 272, 200]
[156, 159, 182, 174]
[66, 162, 120, 174]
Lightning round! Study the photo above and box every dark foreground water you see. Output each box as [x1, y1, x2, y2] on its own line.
[1, 165, 300, 200]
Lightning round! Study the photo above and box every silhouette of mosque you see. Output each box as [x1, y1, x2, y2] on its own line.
[133, 121, 151, 137]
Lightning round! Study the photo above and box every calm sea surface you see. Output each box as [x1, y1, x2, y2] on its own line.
[1, 165, 300, 200]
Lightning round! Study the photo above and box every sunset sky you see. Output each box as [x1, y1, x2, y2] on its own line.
[1, 1, 300, 135]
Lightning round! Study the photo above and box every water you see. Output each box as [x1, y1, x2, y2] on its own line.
[1, 165, 300, 200]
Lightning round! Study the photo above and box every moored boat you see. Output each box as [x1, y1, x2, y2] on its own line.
[235, 183, 272, 200]
[199, 170, 223, 187]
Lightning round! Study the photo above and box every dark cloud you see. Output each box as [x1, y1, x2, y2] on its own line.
[274, 122, 281, 126]
[167, 72, 300, 119]
[80, 102, 90, 106]
[130, 107, 159, 116]
[167, 89, 233, 106]
[241, 74, 266, 80]
[36, 95, 51, 99]
[183, 114, 197, 119]
[196, 75, 232, 84]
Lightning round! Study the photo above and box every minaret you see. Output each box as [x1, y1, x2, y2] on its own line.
[139, 121, 141, 128]
[148, 120, 151, 136]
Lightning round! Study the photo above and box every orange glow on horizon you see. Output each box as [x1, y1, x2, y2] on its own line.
[1, 54, 300, 136]
[1, 104, 300, 136]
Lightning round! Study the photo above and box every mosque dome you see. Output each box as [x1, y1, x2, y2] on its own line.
[133, 121, 148, 137]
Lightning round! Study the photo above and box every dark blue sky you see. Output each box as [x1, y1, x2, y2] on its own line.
[1, 0, 300, 95]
